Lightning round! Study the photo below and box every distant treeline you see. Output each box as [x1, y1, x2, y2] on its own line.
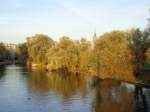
[9, 27, 148, 81]
[1, 21, 150, 81]
[0, 28, 150, 81]
[0, 43, 15, 61]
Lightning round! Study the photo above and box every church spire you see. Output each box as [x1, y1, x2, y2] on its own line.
[93, 28, 97, 43]
[92, 28, 97, 48]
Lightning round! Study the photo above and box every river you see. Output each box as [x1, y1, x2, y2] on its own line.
[0, 65, 150, 112]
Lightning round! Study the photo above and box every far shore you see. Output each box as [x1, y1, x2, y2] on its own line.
[1, 62, 150, 88]
[0, 60, 20, 66]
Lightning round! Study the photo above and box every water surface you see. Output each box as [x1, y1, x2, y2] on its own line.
[0, 65, 150, 112]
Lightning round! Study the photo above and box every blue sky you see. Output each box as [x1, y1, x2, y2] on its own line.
[0, 0, 150, 43]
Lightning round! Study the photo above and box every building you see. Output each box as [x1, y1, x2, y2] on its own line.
[4, 43, 17, 50]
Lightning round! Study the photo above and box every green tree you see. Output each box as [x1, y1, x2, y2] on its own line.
[128, 28, 150, 75]
[47, 37, 91, 72]
[78, 38, 91, 71]
[26, 34, 54, 65]
[0, 43, 9, 61]
[47, 36, 78, 70]
[16, 43, 28, 64]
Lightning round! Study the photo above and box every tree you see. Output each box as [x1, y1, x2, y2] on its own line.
[92, 31, 135, 80]
[78, 38, 91, 71]
[47, 36, 78, 70]
[128, 28, 150, 75]
[16, 43, 28, 64]
[0, 43, 9, 61]
[46, 36, 92, 72]
[26, 34, 54, 64]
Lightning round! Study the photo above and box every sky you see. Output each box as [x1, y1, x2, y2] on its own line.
[0, 0, 150, 43]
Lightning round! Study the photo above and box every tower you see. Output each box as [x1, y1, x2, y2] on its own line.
[92, 29, 97, 48]
[93, 31, 97, 42]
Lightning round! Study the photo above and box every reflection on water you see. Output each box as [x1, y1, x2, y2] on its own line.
[28, 70, 88, 100]
[134, 85, 150, 112]
[92, 80, 135, 112]
[0, 65, 150, 112]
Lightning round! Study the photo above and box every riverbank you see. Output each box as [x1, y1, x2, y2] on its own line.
[1, 63, 150, 90]
[27, 63, 150, 88]
[0, 60, 20, 66]
[3, 59, 146, 88]
[0, 60, 13, 66]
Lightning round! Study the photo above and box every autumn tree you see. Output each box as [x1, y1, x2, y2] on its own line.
[76, 38, 91, 71]
[26, 34, 55, 65]
[47, 36, 78, 70]
[46, 36, 91, 72]
[93, 31, 135, 80]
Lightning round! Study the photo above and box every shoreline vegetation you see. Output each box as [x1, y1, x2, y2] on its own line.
[1, 29, 150, 82]
[1, 29, 150, 83]
[25, 28, 150, 82]
[1, 16, 150, 83]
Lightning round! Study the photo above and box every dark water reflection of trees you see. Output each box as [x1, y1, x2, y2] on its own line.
[27, 69, 150, 112]
[0, 66, 6, 79]
[134, 85, 150, 112]
[92, 80, 135, 112]
[92, 79, 150, 112]
[27, 70, 88, 99]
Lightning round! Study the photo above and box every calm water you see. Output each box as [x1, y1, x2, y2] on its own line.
[0, 65, 150, 112]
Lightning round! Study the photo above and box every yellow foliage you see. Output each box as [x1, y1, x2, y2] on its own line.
[93, 31, 135, 81]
